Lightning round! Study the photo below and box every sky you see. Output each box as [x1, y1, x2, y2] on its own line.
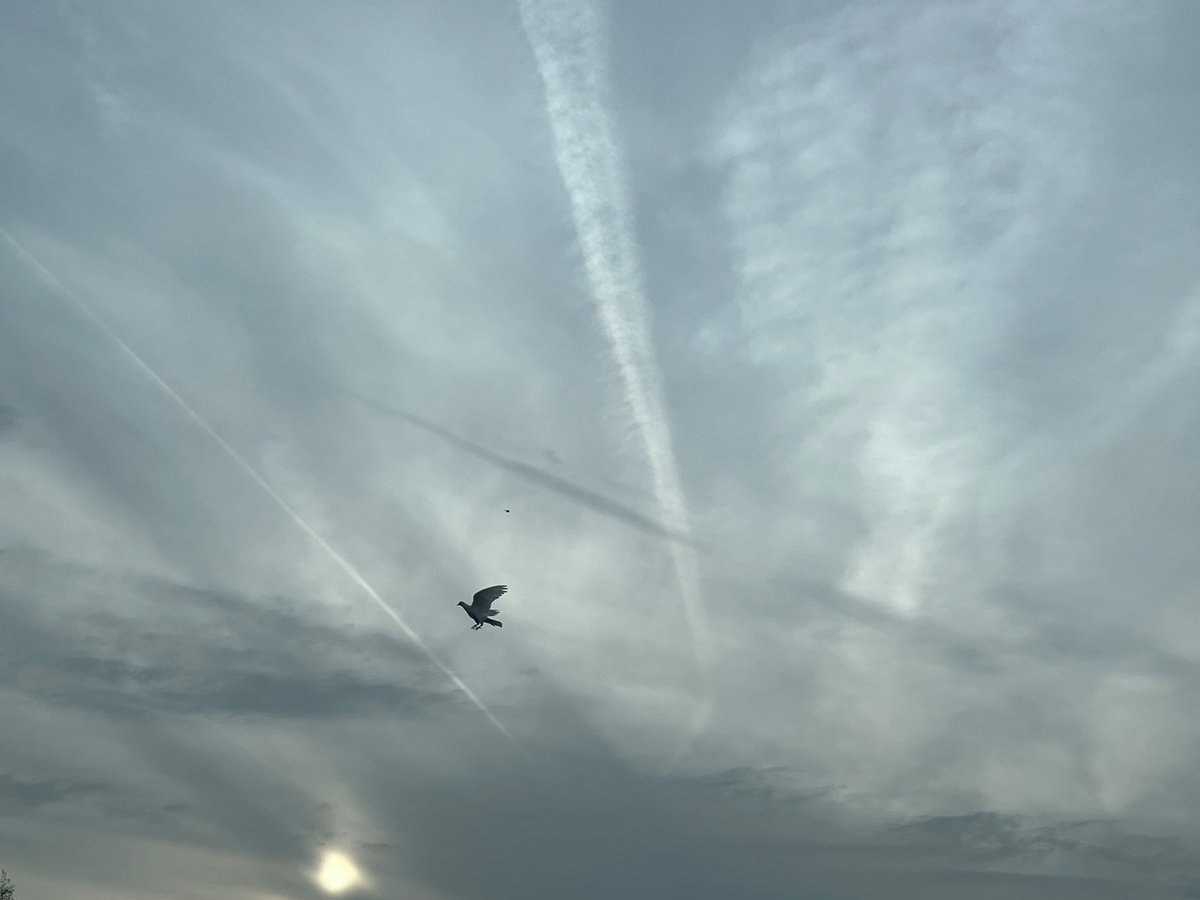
[2, 0, 1200, 897]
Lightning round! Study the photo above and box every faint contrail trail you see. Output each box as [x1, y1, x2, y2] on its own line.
[2, 229, 526, 755]
[351, 393, 703, 547]
[517, 0, 712, 754]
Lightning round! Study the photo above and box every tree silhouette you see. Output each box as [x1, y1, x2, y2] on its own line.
[0, 869, 13, 900]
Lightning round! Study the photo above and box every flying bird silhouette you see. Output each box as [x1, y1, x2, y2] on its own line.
[459, 585, 507, 630]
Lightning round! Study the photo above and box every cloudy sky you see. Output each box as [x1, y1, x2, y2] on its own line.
[3, 0, 1200, 897]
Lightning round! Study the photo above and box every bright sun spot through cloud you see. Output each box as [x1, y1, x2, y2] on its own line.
[315, 850, 362, 895]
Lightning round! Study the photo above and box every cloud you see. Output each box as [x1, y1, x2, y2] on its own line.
[883, 812, 1200, 894]
[344, 710, 1200, 900]
[708, 0, 1144, 615]
[3, 0, 1200, 897]
[0, 402, 19, 439]
[0, 546, 453, 722]
[0, 773, 112, 814]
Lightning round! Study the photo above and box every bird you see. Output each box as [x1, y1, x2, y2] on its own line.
[458, 584, 507, 630]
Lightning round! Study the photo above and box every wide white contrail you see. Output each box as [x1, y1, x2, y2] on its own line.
[2, 229, 525, 754]
[517, 0, 713, 746]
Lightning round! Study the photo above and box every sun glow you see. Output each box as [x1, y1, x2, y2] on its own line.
[315, 850, 362, 894]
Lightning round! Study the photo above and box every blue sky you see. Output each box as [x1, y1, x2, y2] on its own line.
[3, 1, 1200, 897]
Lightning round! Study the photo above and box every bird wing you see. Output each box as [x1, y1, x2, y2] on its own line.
[471, 584, 507, 610]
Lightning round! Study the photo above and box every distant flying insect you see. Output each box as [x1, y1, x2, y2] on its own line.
[459, 585, 507, 630]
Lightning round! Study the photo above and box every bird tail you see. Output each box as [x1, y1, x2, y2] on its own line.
[485, 618, 503, 627]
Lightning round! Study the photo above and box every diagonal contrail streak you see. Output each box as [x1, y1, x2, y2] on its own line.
[351, 394, 702, 547]
[517, 0, 712, 759]
[3, 229, 526, 755]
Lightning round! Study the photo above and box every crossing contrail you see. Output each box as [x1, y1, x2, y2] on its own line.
[517, 0, 712, 758]
[2, 228, 526, 755]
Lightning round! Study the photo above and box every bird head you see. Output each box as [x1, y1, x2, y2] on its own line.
[456, 600, 468, 609]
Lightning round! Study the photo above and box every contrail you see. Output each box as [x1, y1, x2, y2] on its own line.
[2, 229, 526, 755]
[517, 0, 713, 754]
[351, 394, 702, 547]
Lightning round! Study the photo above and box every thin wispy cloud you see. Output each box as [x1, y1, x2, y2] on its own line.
[975, 284, 1200, 580]
[709, 0, 1123, 616]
